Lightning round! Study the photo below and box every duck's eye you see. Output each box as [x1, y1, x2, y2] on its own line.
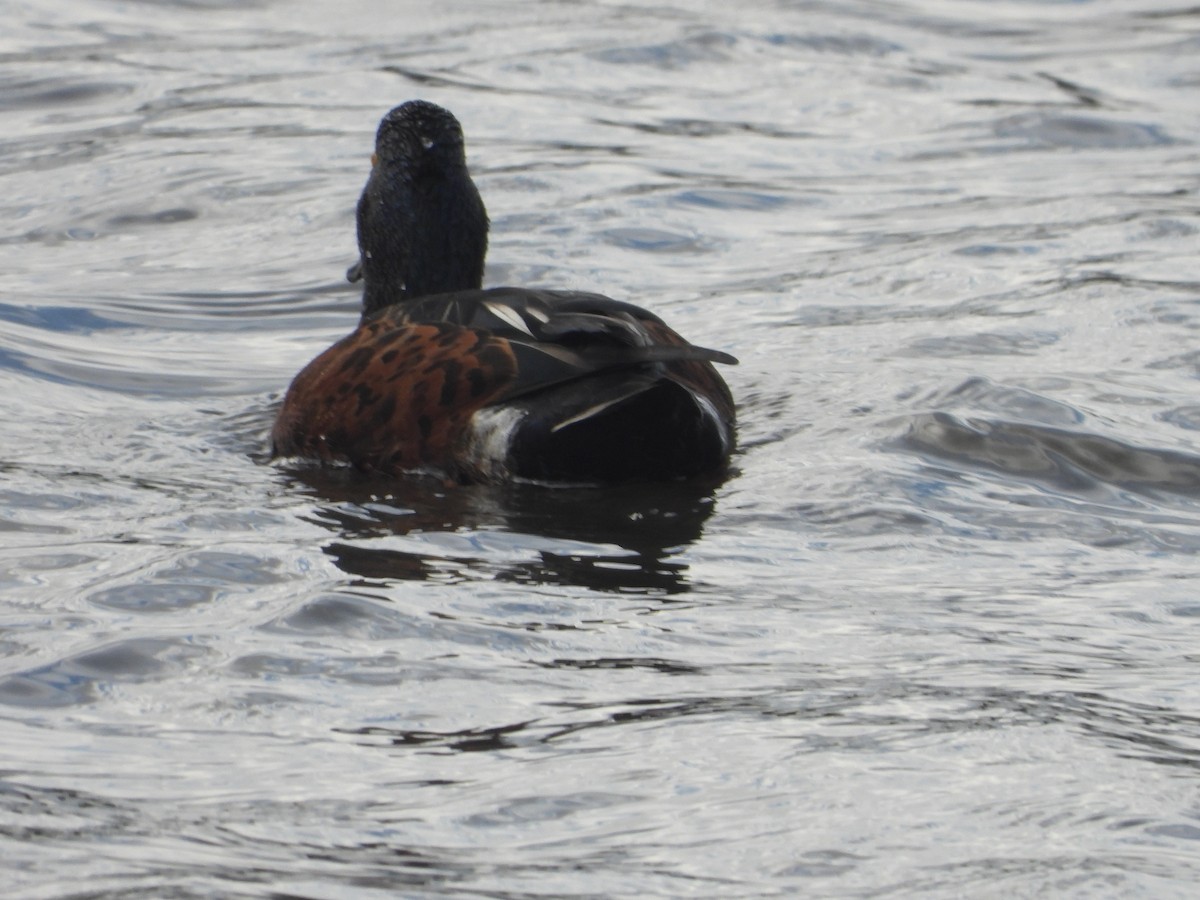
[421, 136, 435, 150]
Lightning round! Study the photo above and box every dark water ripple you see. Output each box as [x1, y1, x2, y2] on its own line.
[3, 0, 1200, 897]
[902, 410, 1200, 503]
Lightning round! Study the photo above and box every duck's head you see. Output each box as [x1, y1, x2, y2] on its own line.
[354, 101, 489, 319]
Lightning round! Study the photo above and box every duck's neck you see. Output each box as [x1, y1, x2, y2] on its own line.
[358, 168, 489, 320]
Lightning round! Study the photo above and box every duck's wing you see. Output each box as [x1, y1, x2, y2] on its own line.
[275, 287, 737, 479]
[375, 287, 737, 402]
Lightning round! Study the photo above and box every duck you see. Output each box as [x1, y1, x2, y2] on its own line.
[272, 100, 737, 484]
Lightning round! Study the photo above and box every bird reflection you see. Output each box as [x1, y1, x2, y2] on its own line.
[279, 465, 724, 594]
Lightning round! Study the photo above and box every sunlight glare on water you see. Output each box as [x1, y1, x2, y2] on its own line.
[2, 0, 1200, 896]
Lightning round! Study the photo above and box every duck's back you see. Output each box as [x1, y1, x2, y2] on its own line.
[272, 288, 736, 484]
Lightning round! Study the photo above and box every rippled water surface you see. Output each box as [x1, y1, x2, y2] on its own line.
[3, 0, 1200, 896]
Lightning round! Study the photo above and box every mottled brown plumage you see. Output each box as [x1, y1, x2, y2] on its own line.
[273, 317, 518, 477]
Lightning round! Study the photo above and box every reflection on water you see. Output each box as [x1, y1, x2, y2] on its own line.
[3, 0, 1200, 896]
[283, 465, 722, 592]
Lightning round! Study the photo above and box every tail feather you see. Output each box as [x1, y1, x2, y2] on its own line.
[500, 372, 734, 482]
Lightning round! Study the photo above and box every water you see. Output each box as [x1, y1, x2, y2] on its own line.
[3, 0, 1200, 895]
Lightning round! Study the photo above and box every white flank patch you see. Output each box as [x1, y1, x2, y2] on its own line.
[461, 406, 526, 479]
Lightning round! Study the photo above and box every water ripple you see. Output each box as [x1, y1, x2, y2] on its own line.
[3, 0, 1200, 896]
[899, 412, 1200, 501]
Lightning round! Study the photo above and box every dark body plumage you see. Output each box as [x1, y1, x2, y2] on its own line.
[272, 100, 737, 484]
